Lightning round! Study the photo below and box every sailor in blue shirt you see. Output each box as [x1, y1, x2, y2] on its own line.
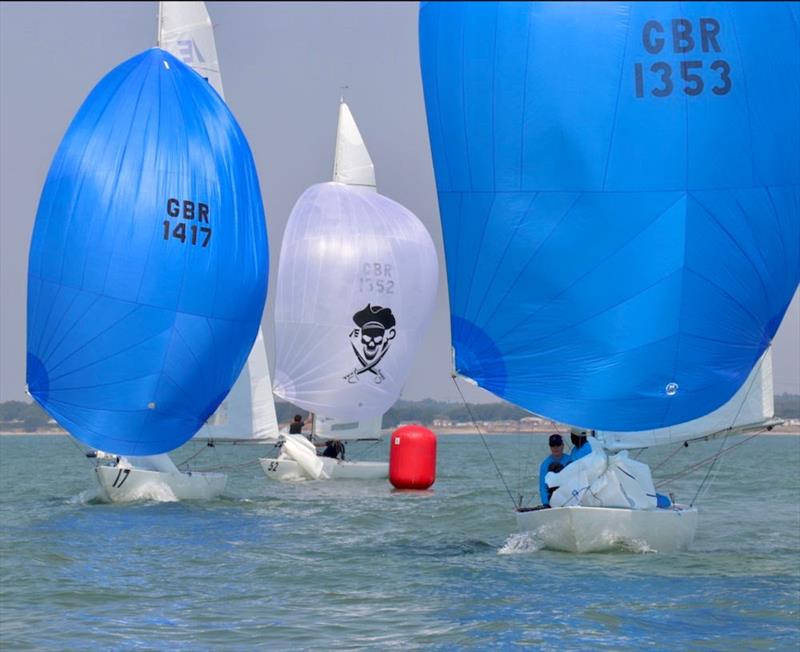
[539, 433, 572, 506]
[570, 428, 593, 461]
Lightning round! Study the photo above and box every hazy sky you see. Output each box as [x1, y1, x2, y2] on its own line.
[1, 2, 798, 406]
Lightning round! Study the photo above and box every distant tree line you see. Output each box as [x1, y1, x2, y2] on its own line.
[3, 393, 799, 431]
[277, 398, 539, 428]
[0, 401, 52, 430]
[774, 393, 800, 419]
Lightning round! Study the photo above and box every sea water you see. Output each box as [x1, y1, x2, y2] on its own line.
[1, 433, 798, 650]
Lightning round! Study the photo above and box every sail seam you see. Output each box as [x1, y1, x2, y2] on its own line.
[486, 193, 686, 350]
[600, 3, 633, 190]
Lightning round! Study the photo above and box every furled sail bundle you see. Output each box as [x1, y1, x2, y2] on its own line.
[26, 48, 268, 456]
[419, 1, 799, 432]
[273, 103, 438, 421]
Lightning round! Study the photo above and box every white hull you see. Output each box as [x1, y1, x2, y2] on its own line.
[259, 456, 388, 481]
[94, 465, 226, 502]
[516, 505, 698, 553]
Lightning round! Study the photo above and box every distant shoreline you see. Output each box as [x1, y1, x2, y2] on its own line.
[2, 428, 799, 437]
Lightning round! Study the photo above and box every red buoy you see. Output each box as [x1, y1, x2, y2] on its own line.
[389, 425, 437, 489]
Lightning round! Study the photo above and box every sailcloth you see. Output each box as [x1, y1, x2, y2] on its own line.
[158, 1, 223, 96]
[158, 1, 279, 443]
[273, 103, 438, 422]
[26, 48, 268, 456]
[596, 348, 776, 451]
[333, 100, 376, 190]
[419, 2, 799, 433]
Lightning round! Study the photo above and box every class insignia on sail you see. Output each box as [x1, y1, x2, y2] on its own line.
[26, 47, 268, 456]
[419, 1, 799, 433]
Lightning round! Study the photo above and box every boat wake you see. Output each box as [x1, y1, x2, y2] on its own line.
[75, 481, 180, 504]
[498, 532, 544, 555]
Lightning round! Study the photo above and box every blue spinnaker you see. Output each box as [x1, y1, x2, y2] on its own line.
[420, 2, 799, 431]
[27, 49, 268, 455]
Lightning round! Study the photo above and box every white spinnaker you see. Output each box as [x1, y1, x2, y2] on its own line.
[195, 330, 280, 442]
[157, 1, 223, 97]
[596, 348, 776, 451]
[332, 101, 376, 190]
[313, 413, 384, 441]
[159, 1, 277, 443]
[273, 182, 438, 421]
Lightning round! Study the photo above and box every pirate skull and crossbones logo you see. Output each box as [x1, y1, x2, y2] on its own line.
[344, 304, 396, 384]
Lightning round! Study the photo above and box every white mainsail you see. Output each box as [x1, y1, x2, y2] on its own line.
[195, 330, 280, 442]
[159, 1, 278, 444]
[332, 100, 376, 190]
[596, 348, 777, 451]
[157, 1, 223, 96]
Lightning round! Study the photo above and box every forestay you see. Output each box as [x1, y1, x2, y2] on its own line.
[419, 1, 800, 433]
[26, 49, 268, 456]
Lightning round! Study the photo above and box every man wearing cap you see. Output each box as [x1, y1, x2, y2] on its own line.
[539, 433, 572, 507]
[570, 427, 593, 461]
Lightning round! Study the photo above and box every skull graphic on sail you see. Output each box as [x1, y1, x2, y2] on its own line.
[346, 304, 397, 384]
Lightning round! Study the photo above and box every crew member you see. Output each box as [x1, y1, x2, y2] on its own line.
[539, 433, 571, 507]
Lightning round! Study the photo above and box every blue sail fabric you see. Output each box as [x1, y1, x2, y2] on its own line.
[420, 2, 800, 431]
[26, 49, 268, 455]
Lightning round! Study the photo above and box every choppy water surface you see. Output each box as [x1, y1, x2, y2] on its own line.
[1, 433, 798, 650]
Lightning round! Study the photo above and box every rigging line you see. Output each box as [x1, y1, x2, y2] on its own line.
[193, 458, 264, 473]
[452, 375, 517, 508]
[690, 434, 730, 508]
[650, 443, 686, 471]
[176, 443, 216, 468]
[655, 431, 762, 488]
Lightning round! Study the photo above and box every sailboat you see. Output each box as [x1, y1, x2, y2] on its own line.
[83, 1, 279, 501]
[262, 100, 439, 481]
[26, 34, 269, 502]
[419, 2, 799, 551]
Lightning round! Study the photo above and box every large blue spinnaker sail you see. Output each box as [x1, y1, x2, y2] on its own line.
[26, 48, 268, 456]
[420, 2, 799, 431]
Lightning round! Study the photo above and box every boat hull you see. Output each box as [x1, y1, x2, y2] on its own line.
[259, 456, 388, 481]
[516, 505, 698, 553]
[94, 465, 226, 502]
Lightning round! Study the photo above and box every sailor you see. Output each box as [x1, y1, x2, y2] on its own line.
[539, 433, 571, 507]
[321, 439, 346, 461]
[288, 414, 310, 437]
[570, 427, 593, 461]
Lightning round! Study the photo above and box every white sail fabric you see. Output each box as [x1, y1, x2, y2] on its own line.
[313, 413, 384, 441]
[157, 1, 223, 97]
[195, 330, 280, 442]
[332, 102, 376, 189]
[547, 449, 658, 510]
[596, 348, 775, 451]
[273, 182, 438, 421]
